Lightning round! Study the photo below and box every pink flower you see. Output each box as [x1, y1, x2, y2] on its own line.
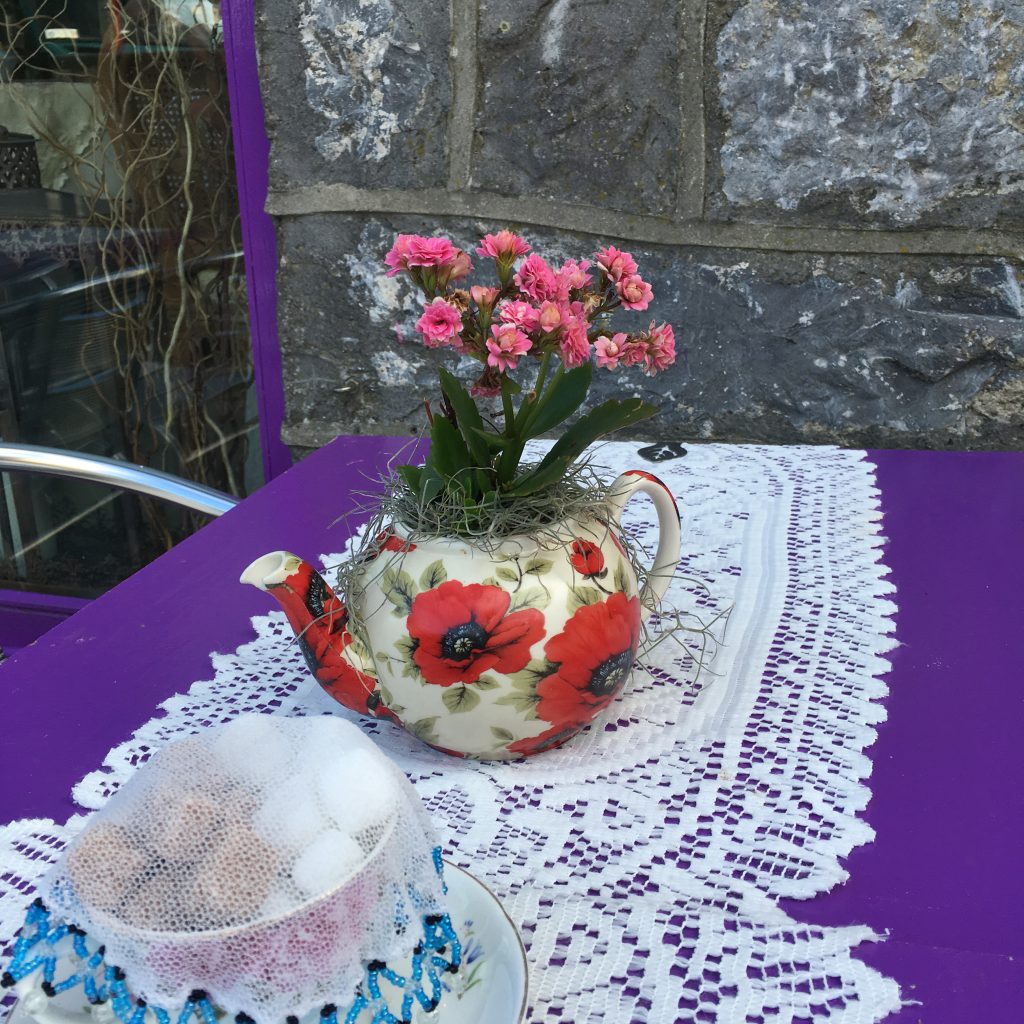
[442, 249, 473, 282]
[594, 333, 629, 370]
[595, 246, 638, 282]
[487, 324, 532, 371]
[476, 231, 531, 261]
[470, 285, 501, 311]
[537, 300, 567, 334]
[557, 259, 592, 298]
[408, 236, 459, 267]
[643, 322, 676, 374]
[620, 340, 648, 367]
[617, 274, 653, 311]
[559, 319, 591, 368]
[498, 300, 541, 332]
[384, 234, 416, 277]
[514, 253, 560, 303]
[416, 298, 464, 348]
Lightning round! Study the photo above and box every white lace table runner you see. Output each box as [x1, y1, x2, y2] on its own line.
[1, 443, 902, 1023]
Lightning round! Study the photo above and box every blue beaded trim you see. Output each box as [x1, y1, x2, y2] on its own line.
[2, 849, 461, 1024]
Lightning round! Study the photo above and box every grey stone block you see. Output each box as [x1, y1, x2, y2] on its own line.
[275, 214, 1024, 450]
[471, 0, 683, 216]
[255, 0, 451, 191]
[712, 0, 1024, 228]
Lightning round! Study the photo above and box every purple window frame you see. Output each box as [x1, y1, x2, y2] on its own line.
[1, 0, 289, 649]
[222, 0, 291, 483]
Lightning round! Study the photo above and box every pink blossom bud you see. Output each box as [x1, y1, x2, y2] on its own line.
[470, 285, 501, 310]
[407, 236, 459, 267]
[415, 297, 464, 348]
[617, 274, 654, 311]
[486, 324, 532, 372]
[537, 300, 566, 334]
[384, 234, 416, 277]
[594, 332, 629, 370]
[595, 245, 638, 282]
[476, 230, 531, 261]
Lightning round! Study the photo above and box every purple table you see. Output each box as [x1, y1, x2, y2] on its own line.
[2, 439, 1022, 1022]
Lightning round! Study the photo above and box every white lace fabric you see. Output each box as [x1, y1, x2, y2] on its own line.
[1, 443, 902, 1023]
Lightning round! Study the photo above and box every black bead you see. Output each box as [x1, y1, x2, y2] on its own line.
[1, 971, 16, 988]
[32, 897, 45, 910]
[366, 960, 386, 973]
[41, 981, 56, 997]
[136, 1000, 147, 1009]
[447, 963, 460, 974]
[234, 1013, 252, 1023]
[412, 944, 423, 956]
[113, 968, 126, 982]
[188, 990, 207, 1004]
[286, 1017, 299, 1024]
[425, 914, 443, 926]
[319, 1005, 336, 1018]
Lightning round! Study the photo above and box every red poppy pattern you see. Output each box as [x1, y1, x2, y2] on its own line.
[407, 580, 545, 686]
[569, 538, 606, 578]
[533, 591, 642, 730]
[274, 561, 398, 722]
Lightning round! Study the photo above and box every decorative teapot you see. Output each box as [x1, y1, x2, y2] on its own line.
[241, 470, 681, 758]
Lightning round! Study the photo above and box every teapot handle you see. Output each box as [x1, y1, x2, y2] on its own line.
[606, 469, 681, 620]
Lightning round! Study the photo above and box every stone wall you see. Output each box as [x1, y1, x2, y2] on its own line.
[256, 0, 1024, 452]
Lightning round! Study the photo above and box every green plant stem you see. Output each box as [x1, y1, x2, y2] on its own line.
[521, 361, 565, 436]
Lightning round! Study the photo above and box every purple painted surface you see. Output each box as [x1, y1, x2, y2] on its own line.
[221, 0, 291, 482]
[1, 439, 1021, 1021]
[780, 449, 1024, 1022]
[0, 589, 89, 649]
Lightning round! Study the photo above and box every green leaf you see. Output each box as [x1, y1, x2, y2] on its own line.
[429, 414, 472, 483]
[481, 576, 501, 588]
[475, 675, 500, 691]
[509, 588, 551, 612]
[523, 363, 593, 439]
[419, 559, 448, 590]
[438, 367, 491, 467]
[419, 465, 445, 505]
[397, 464, 423, 494]
[495, 691, 540, 719]
[524, 557, 553, 575]
[496, 566, 519, 582]
[407, 717, 440, 744]
[469, 427, 509, 453]
[567, 586, 603, 613]
[381, 567, 417, 615]
[614, 560, 631, 594]
[509, 659, 554, 688]
[491, 726, 515, 743]
[505, 397, 659, 497]
[442, 683, 481, 714]
[394, 635, 421, 678]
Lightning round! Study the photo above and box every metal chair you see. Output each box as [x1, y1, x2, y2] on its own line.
[0, 444, 238, 657]
[0, 443, 238, 517]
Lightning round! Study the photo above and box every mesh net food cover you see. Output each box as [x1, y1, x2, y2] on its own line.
[39, 715, 449, 1023]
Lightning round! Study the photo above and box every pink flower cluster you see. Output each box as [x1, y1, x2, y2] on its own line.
[385, 231, 675, 378]
[594, 323, 676, 375]
[385, 234, 472, 285]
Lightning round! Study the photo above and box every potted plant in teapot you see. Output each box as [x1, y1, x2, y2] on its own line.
[242, 230, 682, 758]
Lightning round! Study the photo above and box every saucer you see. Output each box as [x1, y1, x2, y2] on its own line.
[7, 863, 527, 1024]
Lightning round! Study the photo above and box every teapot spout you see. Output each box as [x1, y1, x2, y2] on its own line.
[240, 551, 391, 722]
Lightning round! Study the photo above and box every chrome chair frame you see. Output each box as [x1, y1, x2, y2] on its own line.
[0, 443, 238, 517]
